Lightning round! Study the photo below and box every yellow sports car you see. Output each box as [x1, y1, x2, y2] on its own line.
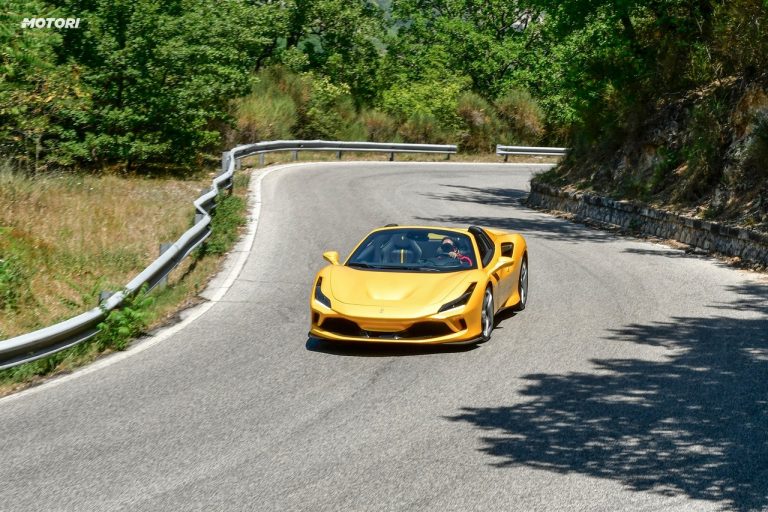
[309, 225, 528, 344]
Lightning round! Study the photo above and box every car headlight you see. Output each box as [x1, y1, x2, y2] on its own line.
[315, 277, 332, 308]
[438, 283, 476, 313]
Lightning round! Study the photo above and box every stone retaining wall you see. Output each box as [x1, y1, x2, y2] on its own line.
[527, 181, 768, 266]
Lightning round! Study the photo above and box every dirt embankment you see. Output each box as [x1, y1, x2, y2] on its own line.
[540, 77, 768, 233]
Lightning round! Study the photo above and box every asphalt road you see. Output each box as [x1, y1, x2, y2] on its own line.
[2, 162, 767, 512]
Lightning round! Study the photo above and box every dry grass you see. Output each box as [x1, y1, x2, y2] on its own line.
[0, 170, 250, 396]
[0, 168, 212, 338]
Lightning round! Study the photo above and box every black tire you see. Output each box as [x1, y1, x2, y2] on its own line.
[481, 287, 494, 342]
[513, 255, 528, 312]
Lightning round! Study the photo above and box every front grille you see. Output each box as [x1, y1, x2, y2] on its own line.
[401, 322, 454, 338]
[320, 318, 362, 336]
[321, 318, 454, 339]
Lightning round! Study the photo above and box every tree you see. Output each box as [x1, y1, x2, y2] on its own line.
[280, 0, 385, 104]
[0, 0, 91, 171]
[50, 0, 289, 166]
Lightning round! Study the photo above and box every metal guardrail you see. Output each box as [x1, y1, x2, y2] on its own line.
[0, 140, 457, 370]
[225, 140, 457, 168]
[496, 144, 568, 161]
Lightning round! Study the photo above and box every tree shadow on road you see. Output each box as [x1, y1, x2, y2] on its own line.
[422, 185, 529, 208]
[415, 213, 617, 245]
[446, 282, 768, 510]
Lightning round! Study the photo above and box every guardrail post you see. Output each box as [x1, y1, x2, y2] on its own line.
[157, 243, 173, 288]
[258, 153, 265, 167]
[235, 158, 242, 171]
[504, 154, 509, 163]
[389, 152, 395, 162]
[336, 150, 342, 160]
[291, 150, 298, 161]
[445, 153, 451, 160]
[98, 290, 113, 305]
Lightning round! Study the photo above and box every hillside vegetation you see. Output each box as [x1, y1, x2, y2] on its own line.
[2, 1, 767, 223]
[533, 1, 768, 232]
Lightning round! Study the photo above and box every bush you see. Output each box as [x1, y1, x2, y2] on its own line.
[495, 89, 545, 145]
[231, 66, 366, 143]
[96, 286, 154, 351]
[198, 193, 247, 257]
[742, 107, 768, 180]
[456, 92, 501, 153]
[379, 75, 468, 132]
[233, 90, 297, 145]
[397, 112, 452, 144]
[359, 110, 399, 142]
[676, 96, 729, 201]
[298, 75, 359, 140]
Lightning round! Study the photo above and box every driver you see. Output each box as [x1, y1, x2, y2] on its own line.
[437, 237, 472, 266]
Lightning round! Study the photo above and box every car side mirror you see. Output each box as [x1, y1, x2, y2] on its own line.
[323, 251, 341, 265]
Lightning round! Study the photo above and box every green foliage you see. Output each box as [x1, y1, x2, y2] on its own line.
[231, 66, 366, 143]
[3, 0, 290, 169]
[280, 0, 385, 104]
[397, 112, 452, 144]
[198, 193, 247, 257]
[388, 0, 537, 97]
[96, 285, 154, 351]
[0, 253, 28, 312]
[677, 96, 729, 200]
[456, 92, 501, 153]
[379, 71, 469, 131]
[232, 72, 299, 145]
[712, 0, 768, 79]
[359, 109, 399, 142]
[298, 75, 357, 139]
[742, 107, 768, 180]
[63, 0, 286, 166]
[0, 0, 91, 171]
[650, 147, 682, 193]
[495, 89, 545, 145]
[5, 0, 768, 177]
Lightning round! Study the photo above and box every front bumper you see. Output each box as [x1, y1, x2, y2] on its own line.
[309, 300, 483, 344]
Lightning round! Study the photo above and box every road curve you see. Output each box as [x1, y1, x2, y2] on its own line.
[1, 162, 767, 511]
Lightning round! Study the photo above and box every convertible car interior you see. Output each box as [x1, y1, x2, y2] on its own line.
[350, 229, 475, 268]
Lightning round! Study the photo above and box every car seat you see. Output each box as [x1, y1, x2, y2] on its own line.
[382, 234, 423, 264]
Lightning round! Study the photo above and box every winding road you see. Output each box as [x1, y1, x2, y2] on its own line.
[2, 162, 767, 511]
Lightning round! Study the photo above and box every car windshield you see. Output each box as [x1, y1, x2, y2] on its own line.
[347, 228, 477, 272]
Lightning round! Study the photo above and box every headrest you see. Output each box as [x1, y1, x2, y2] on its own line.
[392, 234, 413, 249]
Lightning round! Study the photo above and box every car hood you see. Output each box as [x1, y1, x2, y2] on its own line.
[328, 265, 474, 306]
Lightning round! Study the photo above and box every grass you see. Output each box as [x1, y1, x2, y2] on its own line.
[0, 168, 250, 396]
[0, 167, 214, 339]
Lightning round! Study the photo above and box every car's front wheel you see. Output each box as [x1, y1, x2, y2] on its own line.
[513, 255, 528, 312]
[481, 287, 494, 342]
